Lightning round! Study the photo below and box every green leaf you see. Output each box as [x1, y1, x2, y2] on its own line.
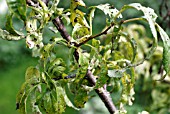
[78, 49, 89, 66]
[6, 0, 27, 21]
[61, 14, 71, 25]
[119, 32, 137, 62]
[16, 81, 40, 114]
[87, 7, 96, 35]
[118, 3, 158, 61]
[74, 88, 88, 108]
[52, 87, 66, 114]
[72, 23, 90, 39]
[47, 58, 66, 78]
[62, 90, 79, 110]
[156, 24, 170, 80]
[5, 13, 24, 36]
[128, 3, 158, 38]
[95, 61, 109, 88]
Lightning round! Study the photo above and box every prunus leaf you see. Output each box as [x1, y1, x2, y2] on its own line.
[74, 88, 88, 108]
[5, 13, 24, 36]
[25, 67, 40, 81]
[156, 24, 170, 80]
[0, 28, 23, 40]
[96, 3, 122, 18]
[6, 0, 27, 21]
[125, 3, 158, 60]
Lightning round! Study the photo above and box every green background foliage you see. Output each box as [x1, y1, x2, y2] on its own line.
[0, 0, 170, 114]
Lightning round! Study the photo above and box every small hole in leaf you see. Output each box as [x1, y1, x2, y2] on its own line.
[74, 18, 78, 23]
[36, 44, 40, 48]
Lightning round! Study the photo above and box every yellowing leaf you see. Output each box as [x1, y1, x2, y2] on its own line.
[25, 67, 40, 81]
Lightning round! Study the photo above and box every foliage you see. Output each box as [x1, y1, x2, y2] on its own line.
[0, 0, 169, 114]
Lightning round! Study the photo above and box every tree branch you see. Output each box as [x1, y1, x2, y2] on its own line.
[52, 17, 117, 114]
[52, 18, 72, 42]
[26, 1, 116, 113]
[86, 69, 117, 114]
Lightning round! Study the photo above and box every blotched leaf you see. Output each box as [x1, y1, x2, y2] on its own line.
[156, 24, 170, 80]
[118, 3, 158, 61]
[78, 49, 89, 66]
[95, 61, 109, 88]
[96, 4, 122, 18]
[6, 13, 24, 36]
[6, 0, 27, 21]
[74, 88, 88, 108]
[72, 23, 90, 39]
[25, 66, 40, 81]
[108, 69, 125, 78]
[128, 3, 158, 38]
[0, 28, 23, 40]
[16, 81, 39, 114]
[70, 0, 87, 26]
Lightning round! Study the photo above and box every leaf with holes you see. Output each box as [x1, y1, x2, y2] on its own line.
[96, 3, 122, 18]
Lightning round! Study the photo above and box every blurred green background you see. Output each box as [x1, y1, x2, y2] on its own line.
[0, 0, 169, 114]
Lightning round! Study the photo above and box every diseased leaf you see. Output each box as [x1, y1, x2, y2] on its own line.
[43, 92, 54, 113]
[108, 69, 125, 78]
[16, 81, 39, 114]
[25, 67, 40, 81]
[96, 4, 122, 18]
[78, 49, 89, 66]
[119, 73, 134, 106]
[5, 13, 24, 36]
[156, 24, 170, 80]
[95, 62, 109, 88]
[63, 90, 79, 110]
[70, 0, 87, 26]
[51, 86, 67, 114]
[129, 3, 157, 38]
[118, 3, 158, 61]
[0, 28, 23, 40]
[72, 23, 90, 39]
[6, 0, 27, 21]
[74, 88, 88, 108]
[16, 83, 27, 114]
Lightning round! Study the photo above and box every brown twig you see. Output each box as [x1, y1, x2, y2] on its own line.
[52, 17, 72, 42]
[52, 17, 117, 114]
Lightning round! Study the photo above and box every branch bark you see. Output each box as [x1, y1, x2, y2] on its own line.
[52, 17, 117, 114]
[52, 18, 72, 42]
[86, 69, 117, 114]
